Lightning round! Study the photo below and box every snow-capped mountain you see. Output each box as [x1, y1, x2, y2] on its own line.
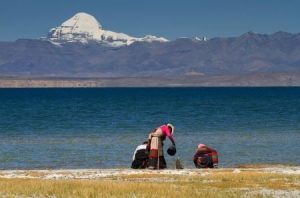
[47, 12, 168, 47]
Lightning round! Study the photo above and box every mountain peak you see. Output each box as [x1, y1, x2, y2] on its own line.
[47, 12, 104, 43]
[62, 12, 103, 32]
[47, 12, 168, 47]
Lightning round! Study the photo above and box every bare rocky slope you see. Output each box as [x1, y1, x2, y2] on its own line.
[1, 31, 300, 87]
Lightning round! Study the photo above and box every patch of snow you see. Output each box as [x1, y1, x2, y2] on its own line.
[47, 12, 168, 47]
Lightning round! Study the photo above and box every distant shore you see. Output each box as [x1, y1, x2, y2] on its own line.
[1, 72, 300, 87]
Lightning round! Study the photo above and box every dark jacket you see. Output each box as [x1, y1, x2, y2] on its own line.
[131, 144, 148, 169]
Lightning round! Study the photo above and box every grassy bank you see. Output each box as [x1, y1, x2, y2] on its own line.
[0, 168, 299, 198]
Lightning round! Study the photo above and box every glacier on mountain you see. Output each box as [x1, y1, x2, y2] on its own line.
[47, 12, 168, 47]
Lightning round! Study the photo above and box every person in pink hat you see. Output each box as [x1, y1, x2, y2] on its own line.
[193, 143, 218, 168]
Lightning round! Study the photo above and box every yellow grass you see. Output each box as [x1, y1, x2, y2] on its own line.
[0, 169, 299, 198]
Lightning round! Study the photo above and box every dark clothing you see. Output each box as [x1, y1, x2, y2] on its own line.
[193, 146, 218, 168]
[131, 146, 148, 169]
[147, 156, 167, 169]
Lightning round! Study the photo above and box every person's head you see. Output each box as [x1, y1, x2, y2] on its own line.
[167, 123, 174, 134]
[143, 141, 148, 144]
[198, 143, 206, 148]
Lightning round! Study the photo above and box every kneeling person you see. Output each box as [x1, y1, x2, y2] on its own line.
[131, 141, 148, 169]
[193, 143, 218, 168]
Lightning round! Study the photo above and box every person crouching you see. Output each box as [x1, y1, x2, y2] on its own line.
[193, 143, 218, 168]
[131, 141, 149, 169]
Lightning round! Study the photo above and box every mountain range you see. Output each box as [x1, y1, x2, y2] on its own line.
[0, 12, 300, 86]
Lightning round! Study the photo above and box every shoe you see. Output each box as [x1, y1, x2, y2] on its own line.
[148, 166, 155, 170]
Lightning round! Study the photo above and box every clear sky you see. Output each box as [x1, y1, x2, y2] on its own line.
[1, 0, 300, 42]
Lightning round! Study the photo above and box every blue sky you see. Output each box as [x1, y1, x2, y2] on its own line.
[1, 0, 300, 41]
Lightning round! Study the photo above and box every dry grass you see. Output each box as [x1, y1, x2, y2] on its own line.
[0, 169, 299, 198]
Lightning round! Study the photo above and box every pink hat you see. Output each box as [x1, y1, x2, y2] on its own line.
[198, 144, 205, 148]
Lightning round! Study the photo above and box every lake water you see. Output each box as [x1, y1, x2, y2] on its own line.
[0, 87, 299, 169]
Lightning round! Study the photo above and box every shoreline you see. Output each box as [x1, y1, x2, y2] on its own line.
[1, 72, 300, 87]
[1, 166, 299, 180]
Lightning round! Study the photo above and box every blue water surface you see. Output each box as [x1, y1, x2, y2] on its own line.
[0, 87, 299, 169]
